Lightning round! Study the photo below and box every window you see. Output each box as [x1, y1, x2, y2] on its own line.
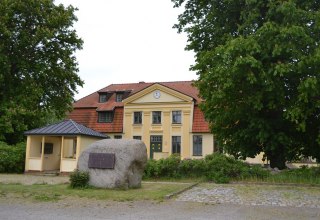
[133, 136, 142, 140]
[114, 135, 122, 139]
[98, 111, 113, 123]
[172, 136, 181, 154]
[40, 143, 53, 154]
[116, 93, 123, 102]
[152, 111, 161, 124]
[134, 112, 142, 124]
[193, 135, 202, 156]
[99, 94, 108, 103]
[73, 138, 77, 155]
[172, 111, 181, 124]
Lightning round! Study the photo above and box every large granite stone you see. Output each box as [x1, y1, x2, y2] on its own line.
[77, 139, 147, 189]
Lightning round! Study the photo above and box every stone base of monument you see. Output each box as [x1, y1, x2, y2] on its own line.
[77, 139, 147, 189]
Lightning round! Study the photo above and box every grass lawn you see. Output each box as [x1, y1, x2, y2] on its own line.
[0, 182, 193, 202]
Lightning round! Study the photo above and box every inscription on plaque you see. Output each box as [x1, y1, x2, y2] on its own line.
[88, 153, 115, 169]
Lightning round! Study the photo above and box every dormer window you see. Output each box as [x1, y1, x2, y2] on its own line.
[98, 111, 113, 123]
[99, 94, 107, 103]
[116, 93, 123, 102]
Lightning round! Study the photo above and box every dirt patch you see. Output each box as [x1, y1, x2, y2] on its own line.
[0, 174, 69, 185]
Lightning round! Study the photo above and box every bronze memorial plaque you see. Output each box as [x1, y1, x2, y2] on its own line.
[88, 153, 115, 169]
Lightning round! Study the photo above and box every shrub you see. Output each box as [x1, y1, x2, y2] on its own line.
[142, 153, 271, 183]
[143, 159, 159, 178]
[204, 153, 248, 183]
[0, 141, 26, 173]
[245, 165, 270, 179]
[158, 154, 181, 178]
[69, 169, 90, 188]
[279, 166, 320, 179]
[143, 154, 181, 179]
[178, 158, 206, 178]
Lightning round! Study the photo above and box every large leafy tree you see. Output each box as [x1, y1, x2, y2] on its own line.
[0, 0, 83, 144]
[173, 0, 320, 169]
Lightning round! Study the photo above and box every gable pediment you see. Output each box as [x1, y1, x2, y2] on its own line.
[123, 83, 193, 104]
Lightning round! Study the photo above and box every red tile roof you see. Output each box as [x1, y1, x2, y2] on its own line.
[74, 81, 201, 108]
[69, 81, 209, 133]
[67, 107, 123, 133]
[192, 105, 210, 133]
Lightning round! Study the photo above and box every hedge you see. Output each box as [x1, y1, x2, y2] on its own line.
[143, 153, 269, 183]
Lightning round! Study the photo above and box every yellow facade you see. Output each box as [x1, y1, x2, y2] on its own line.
[123, 84, 215, 159]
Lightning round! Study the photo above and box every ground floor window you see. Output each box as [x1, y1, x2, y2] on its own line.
[114, 135, 122, 139]
[133, 136, 142, 140]
[40, 143, 53, 154]
[172, 136, 181, 154]
[193, 135, 202, 156]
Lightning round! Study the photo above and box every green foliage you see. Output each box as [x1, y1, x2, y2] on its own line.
[276, 166, 320, 180]
[143, 153, 269, 183]
[0, 0, 83, 144]
[69, 170, 89, 188]
[172, 0, 320, 169]
[259, 166, 320, 185]
[0, 141, 26, 173]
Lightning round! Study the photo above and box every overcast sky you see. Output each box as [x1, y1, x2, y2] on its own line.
[55, 0, 196, 100]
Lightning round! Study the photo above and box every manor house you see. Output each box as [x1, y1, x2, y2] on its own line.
[68, 81, 217, 159]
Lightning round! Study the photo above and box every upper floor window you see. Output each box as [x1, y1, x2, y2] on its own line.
[99, 94, 108, 103]
[193, 135, 202, 156]
[172, 136, 181, 154]
[134, 112, 142, 124]
[98, 111, 113, 123]
[116, 93, 123, 102]
[172, 111, 182, 124]
[152, 111, 161, 124]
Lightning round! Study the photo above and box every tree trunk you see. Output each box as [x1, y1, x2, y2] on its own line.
[268, 147, 286, 170]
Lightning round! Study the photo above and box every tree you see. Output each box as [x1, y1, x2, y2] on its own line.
[0, 0, 83, 144]
[173, 0, 320, 169]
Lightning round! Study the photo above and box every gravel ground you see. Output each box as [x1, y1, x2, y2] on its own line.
[177, 183, 320, 209]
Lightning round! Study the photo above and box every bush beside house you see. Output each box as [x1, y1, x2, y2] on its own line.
[143, 153, 269, 183]
[0, 142, 26, 173]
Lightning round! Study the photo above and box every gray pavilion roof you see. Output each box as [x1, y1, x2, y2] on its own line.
[24, 119, 108, 139]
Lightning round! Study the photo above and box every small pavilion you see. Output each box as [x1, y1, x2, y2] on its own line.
[24, 119, 108, 173]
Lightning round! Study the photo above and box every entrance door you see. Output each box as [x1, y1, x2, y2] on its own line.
[150, 135, 162, 159]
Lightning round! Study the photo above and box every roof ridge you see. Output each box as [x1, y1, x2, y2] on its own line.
[99, 80, 193, 87]
[69, 119, 82, 133]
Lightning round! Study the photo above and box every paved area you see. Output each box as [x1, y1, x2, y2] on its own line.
[177, 183, 320, 208]
[0, 197, 319, 220]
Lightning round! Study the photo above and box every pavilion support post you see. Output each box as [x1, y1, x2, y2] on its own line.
[60, 136, 64, 172]
[40, 136, 45, 171]
[25, 136, 31, 171]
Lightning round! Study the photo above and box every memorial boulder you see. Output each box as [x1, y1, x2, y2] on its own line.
[77, 139, 147, 189]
